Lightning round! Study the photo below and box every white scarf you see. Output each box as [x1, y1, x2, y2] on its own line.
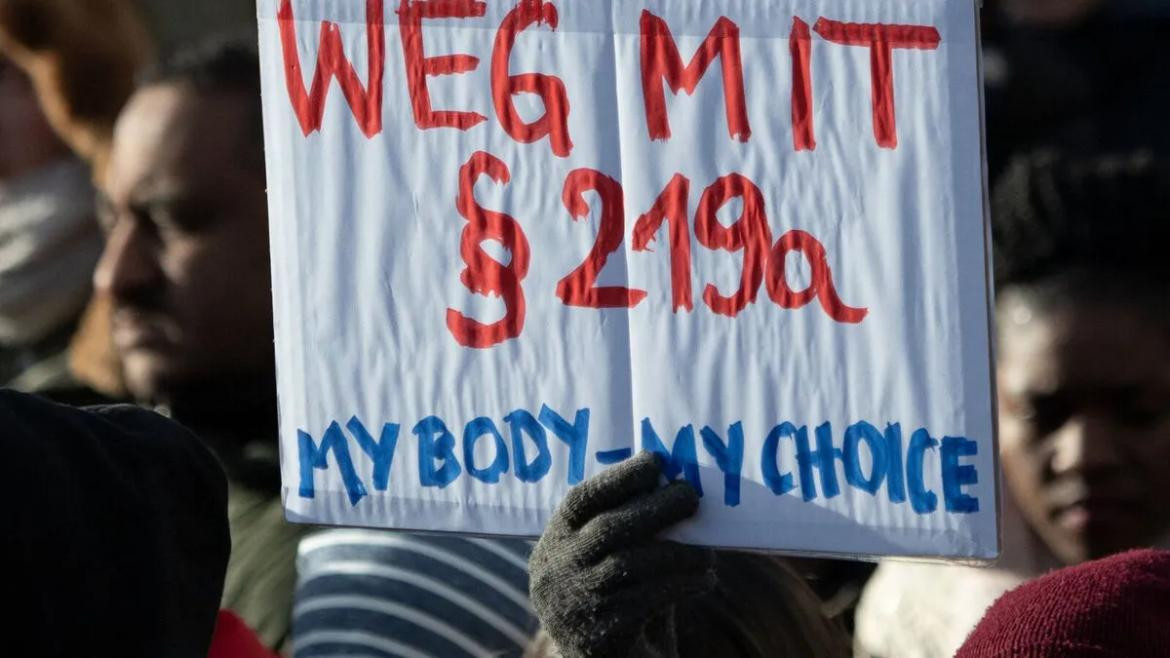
[0, 158, 102, 346]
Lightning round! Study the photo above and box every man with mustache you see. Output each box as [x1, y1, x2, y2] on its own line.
[94, 40, 305, 652]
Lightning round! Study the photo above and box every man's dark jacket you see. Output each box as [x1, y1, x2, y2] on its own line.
[1, 389, 230, 657]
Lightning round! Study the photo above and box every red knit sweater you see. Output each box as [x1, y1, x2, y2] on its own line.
[957, 549, 1170, 658]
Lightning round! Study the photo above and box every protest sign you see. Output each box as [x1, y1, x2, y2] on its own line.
[259, 0, 998, 559]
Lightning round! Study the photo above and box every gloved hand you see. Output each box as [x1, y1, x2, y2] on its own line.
[529, 452, 716, 658]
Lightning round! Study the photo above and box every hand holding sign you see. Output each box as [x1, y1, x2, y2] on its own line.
[530, 452, 852, 657]
[530, 452, 714, 658]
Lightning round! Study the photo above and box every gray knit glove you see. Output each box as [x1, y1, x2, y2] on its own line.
[529, 452, 717, 658]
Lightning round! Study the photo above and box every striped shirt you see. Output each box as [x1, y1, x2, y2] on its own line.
[292, 530, 538, 657]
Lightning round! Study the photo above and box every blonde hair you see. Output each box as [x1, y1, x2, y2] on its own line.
[525, 551, 848, 658]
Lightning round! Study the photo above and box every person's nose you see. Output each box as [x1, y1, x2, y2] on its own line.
[93, 219, 159, 302]
[1049, 415, 1124, 477]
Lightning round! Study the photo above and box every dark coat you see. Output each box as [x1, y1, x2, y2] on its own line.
[0, 389, 229, 657]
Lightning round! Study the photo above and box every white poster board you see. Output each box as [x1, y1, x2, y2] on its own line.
[259, 0, 998, 559]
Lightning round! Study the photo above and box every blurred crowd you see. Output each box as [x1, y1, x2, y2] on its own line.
[2, 0, 1170, 656]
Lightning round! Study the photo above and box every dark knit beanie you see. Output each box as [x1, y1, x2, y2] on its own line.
[957, 549, 1170, 658]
